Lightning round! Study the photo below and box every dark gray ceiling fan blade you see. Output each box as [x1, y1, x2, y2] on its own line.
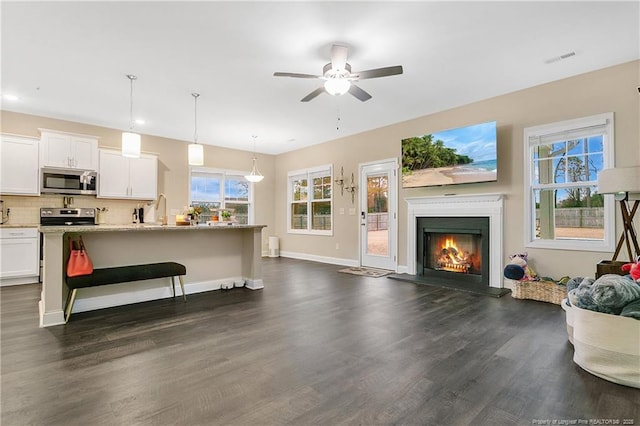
[348, 84, 372, 102]
[356, 65, 403, 80]
[274, 72, 320, 79]
[301, 87, 326, 102]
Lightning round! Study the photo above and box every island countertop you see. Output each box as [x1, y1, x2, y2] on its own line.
[39, 223, 266, 233]
[38, 222, 266, 327]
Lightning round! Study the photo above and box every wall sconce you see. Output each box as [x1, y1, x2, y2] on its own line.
[334, 166, 345, 196]
[344, 172, 358, 204]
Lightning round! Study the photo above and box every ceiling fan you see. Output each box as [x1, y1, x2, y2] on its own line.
[273, 44, 403, 102]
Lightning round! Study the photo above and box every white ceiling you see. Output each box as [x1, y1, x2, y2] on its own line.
[2, 1, 638, 155]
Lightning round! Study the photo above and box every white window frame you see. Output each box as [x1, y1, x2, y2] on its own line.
[523, 112, 615, 252]
[189, 166, 255, 224]
[287, 164, 333, 236]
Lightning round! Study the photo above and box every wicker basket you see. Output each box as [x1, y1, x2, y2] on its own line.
[511, 280, 566, 305]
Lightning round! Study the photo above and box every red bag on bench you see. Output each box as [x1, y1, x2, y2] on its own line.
[67, 236, 93, 277]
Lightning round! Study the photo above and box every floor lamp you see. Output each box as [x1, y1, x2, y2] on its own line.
[597, 166, 640, 261]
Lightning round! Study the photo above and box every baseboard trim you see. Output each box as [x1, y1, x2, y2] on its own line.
[397, 265, 409, 274]
[72, 276, 245, 314]
[279, 251, 358, 267]
[1, 276, 39, 286]
[39, 301, 65, 327]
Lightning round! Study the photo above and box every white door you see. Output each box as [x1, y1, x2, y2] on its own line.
[360, 159, 398, 271]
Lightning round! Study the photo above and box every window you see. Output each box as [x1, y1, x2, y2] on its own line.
[288, 165, 332, 235]
[523, 113, 615, 251]
[190, 168, 253, 224]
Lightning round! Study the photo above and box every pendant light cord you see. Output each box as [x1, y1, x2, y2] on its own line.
[252, 135, 257, 159]
[193, 93, 200, 144]
[127, 75, 137, 131]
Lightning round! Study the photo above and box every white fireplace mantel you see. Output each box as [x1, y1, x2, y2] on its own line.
[406, 193, 504, 288]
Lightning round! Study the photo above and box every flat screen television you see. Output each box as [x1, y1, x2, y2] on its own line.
[401, 120, 497, 188]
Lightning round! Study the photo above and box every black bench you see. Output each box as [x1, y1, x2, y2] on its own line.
[65, 262, 187, 323]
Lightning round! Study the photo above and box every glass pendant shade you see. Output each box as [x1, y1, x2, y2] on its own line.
[245, 157, 264, 182]
[187, 93, 204, 166]
[122, 132, 141, 158]
[324, 78, 350, 96]
[188, 142, 204, 166]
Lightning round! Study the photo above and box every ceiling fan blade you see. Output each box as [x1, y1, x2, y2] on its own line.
[301, 87, 326, 102]
[348, 84, 372, 102]
[330, 44, 348, 72]
[355, 65, 403, 80]
[273, 72, 320, 79]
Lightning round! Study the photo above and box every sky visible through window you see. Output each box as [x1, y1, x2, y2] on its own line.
[191, 175, 248, 202]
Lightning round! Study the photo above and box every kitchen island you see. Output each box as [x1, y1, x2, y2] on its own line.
[39, 223, 266, 327]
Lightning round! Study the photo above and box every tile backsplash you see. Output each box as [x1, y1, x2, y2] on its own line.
[1, 194, 155, 225]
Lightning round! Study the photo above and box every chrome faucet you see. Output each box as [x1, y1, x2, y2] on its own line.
[155, 193, 168, 226]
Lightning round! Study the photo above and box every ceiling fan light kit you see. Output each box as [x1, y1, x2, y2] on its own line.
[122, 74, 141, 158]
[274, 44, 403, 102]
[324, 78, 351, 96]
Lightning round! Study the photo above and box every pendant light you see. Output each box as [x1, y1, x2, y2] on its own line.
[122, 74, 141, 158]
[244, 135, 264, 183]
[188, 93, 204, 166]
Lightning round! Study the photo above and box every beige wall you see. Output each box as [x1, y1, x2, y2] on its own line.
[275, 60, 640, 279]
[2, 60, 638, 279]
[0, 111, 276, 252]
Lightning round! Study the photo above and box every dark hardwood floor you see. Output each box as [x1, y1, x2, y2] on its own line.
[2, 257, 638, 425]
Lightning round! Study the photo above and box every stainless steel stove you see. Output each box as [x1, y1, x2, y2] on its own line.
[40, 208, 96, 226]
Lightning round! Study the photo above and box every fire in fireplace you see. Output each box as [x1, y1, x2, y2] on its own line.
[417, 217, 489, 287]
[430, 233, 481, 274]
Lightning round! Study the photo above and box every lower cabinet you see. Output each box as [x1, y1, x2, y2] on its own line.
[0, 228, 40, 286]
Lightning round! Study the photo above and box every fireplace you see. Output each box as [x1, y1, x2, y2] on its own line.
[405, 194, 505, 290]
[417, 216, 489, 287]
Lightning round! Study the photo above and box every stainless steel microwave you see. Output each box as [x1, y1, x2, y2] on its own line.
[40, 168, 98, 195]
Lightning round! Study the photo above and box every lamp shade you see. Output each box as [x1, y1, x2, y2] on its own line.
[122, 132, 141, 158]
[188, 143, 204, 166]
[324, 78, 350, 96]
[597, 166, 640, 194]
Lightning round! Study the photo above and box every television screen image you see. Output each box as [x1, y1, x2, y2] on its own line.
[401, 120, 497, 188]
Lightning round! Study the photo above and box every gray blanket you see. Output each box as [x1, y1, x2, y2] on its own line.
[568, 277, 620, 315]
[591, 274, 640, 309]
[621, 298, 640, 319]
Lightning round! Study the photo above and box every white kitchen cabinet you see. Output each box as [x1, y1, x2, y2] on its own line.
[98, 149, 157, 200]
[0, 227, 40, 286]
[40, 129, 99, 170]
[0, 135, 39, 195]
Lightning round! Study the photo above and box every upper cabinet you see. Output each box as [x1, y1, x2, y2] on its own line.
[0, 134, 40, 196]
[39, 129, 99, 170]
[98, 149, 157, 200]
